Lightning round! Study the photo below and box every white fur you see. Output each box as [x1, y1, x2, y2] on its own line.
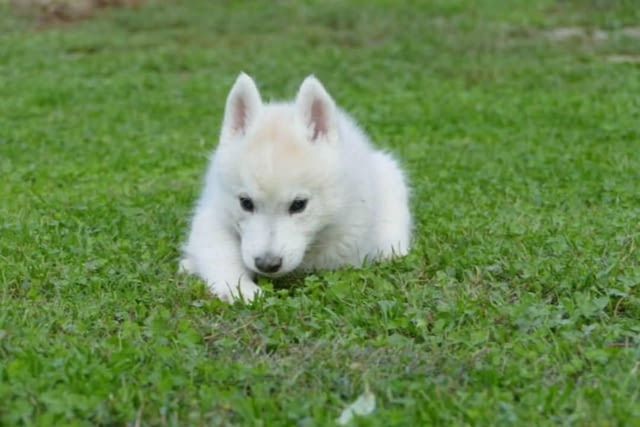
[180, 73, 411, 302]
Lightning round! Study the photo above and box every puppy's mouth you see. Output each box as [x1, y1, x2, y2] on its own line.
[253, 267, 291, 279]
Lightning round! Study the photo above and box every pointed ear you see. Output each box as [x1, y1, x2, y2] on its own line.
[221, 72, 262, 139]
[295, 75, 338, 142]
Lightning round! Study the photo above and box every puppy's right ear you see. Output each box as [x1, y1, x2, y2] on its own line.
[295, 75, 338, 143]
[221, 73, 262, 139]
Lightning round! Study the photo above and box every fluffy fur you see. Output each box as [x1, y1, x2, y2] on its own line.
[180, 73, 411, 302]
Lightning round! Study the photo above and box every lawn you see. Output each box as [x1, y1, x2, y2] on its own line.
[1, 0, 639, 425]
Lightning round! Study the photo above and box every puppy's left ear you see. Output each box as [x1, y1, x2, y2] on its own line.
[295, 75, 338, 143]
[221, 72, 262, 140]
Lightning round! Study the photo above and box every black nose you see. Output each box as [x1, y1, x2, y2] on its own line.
[254, 255, 283, 274]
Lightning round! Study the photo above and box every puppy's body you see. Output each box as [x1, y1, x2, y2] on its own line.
[180, 74, 411, 302]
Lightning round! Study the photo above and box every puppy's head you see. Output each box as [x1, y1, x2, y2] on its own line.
[215, 73, 343, 277]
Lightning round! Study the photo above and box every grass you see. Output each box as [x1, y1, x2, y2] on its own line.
[9, 0, 145, 23]
[1, 0, 639, 424]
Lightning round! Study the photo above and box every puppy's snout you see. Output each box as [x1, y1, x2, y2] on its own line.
[254, 254, 283, 274]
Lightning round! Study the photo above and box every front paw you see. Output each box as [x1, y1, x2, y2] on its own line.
[211, 278, 262, 303]
[178, 258, 195, 274]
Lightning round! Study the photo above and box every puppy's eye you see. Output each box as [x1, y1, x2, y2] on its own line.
[239, 196, 255, 212]
[289, 198, 308, 214]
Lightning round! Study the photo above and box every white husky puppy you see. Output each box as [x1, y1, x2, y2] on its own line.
[180, 73, 411, 302]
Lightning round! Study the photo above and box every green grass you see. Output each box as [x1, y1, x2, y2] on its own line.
[1, 0, 639, 424]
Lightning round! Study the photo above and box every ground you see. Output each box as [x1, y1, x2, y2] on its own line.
[0, 0, 639, 425]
